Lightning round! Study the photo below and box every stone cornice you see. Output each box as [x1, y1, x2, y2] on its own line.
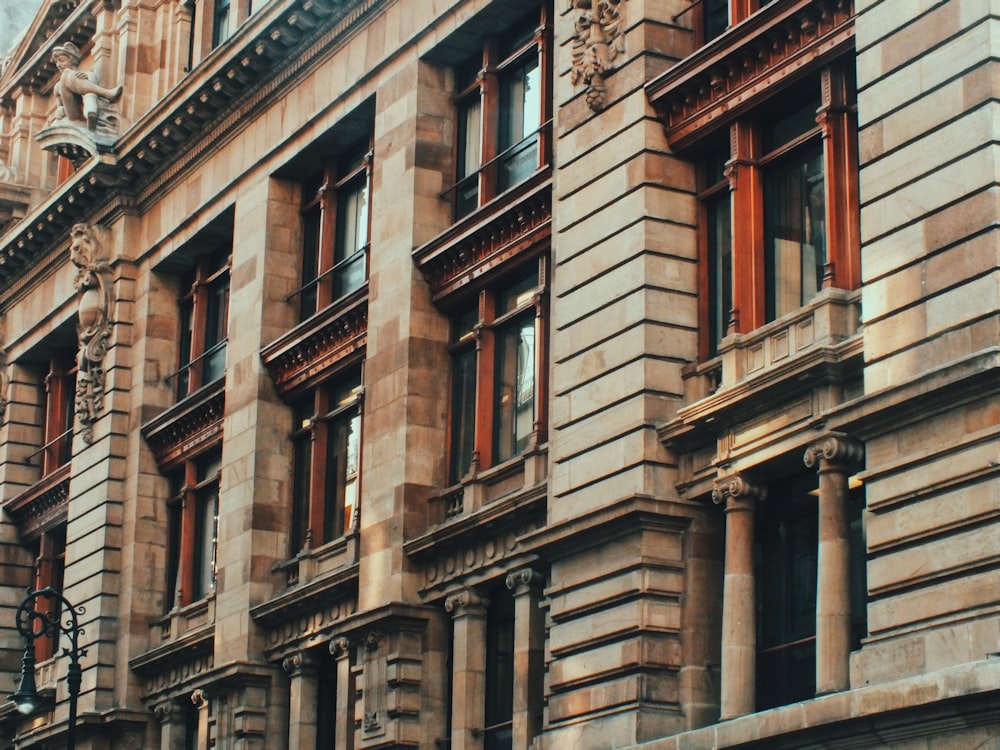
[646, 0, 854, 150]
[260, 291, 368, 398]
[412, 170, 552, 300]
[140, 380, 225, 470]
[1, 463, 71, 539]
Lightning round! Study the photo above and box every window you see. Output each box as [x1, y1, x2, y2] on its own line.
[296, 145, 371, 320]
[698, 0, 777, 44]
[484, 587, 515, 750]
[174, 250, 230, 400]
[212, 0, 231, 47]
[35, 351, 76, 475]
[29, 527, 66, 661]
[289, 366, 362, 553]
[699, 67, 859, 358]
[448, 261, 545, 484]
[451, 9, 550, 219]
[167, 449, 221, 608]
[754, 473, 866, 710]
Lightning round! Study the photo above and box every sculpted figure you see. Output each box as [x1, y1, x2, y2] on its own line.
[51, 43, 123, 130]
[70, 223, 114, 443]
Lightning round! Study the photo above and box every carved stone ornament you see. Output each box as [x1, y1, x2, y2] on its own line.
[36, 41, 125, 166]
[70, 223, 114, 443]
[803, 432, 864, 469]
[711, 474, 766, 508]
[569, 0, 627, 111]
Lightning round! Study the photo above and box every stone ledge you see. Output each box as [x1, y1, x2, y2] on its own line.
[620, 659, 1000, 750]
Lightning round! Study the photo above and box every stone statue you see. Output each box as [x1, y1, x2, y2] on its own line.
[51, 42, 122, 130]
[70, 223, 113, 443]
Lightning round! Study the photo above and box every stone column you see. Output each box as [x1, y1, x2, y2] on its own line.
[506, 568, 545, 750]
[191, 689, 211, 750]
[445, 589, 488, 750]
[154, 701, 186, 750]
[804, 433, 863, 695]
[331, 637, 355, 750]
[283, 652, 319, 750]
[712, 475, 765, 719]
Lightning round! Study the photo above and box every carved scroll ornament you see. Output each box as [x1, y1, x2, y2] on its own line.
[70, 223, 113, 443]
[569, 0, 627, 111]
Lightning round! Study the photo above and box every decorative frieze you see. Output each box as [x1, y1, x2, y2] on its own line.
[1, 465, 70, 538]
[141, 384, 225, 470]
[569, 0, 627, 111]
[70, 222, 114, 443]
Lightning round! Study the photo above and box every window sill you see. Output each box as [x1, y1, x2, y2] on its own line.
[274, 529, 360, 588]
[153, 595, 216, 645]
[434, 444, 547, 524]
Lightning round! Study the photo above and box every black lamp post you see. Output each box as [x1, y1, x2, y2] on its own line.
[9, 587, 84, 750]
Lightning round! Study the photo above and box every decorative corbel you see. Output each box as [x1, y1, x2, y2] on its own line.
[569, 0, 628, 111]
[70, 223, 114, 443]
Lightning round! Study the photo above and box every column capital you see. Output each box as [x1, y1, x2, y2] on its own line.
[804, 432, 864, 469]
[153, 701, 178, 724]
[330, 636, 351, 658]
[712, 474, 766, 510]
[444, 588, 488, 618]
[506, 568, 544, 596]
[282, 651, 317, 676]
[190, 688, 209, 709]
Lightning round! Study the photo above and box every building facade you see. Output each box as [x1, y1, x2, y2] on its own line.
[0, 0, 998, 748]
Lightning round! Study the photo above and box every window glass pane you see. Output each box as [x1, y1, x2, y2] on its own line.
[450, 346, 477, 484]
[498, 57, 540, 192]
[204, 274, 230, 382]
[300, 206, 321, 318]
[326, 409, 360, 540]
[762, 94, 820, 153]
[212, 0, 230, 47]
[497, 269, 539, 316]
[177, 296, 194, 398]
[755, 474, 818, 710]
[707, 192, 732, 356]
[764, 146, 825, 321]
[484, 587, 515, 750]
[335, 175, 369, 263]
[494, 314, 535, 463]
[193, 486, 219, 600]
[291, 403, 312, 554]
[705, 0, 728, 41]
[457, 96, 482, 216]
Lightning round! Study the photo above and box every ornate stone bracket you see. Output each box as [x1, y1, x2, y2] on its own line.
[569, 0, 628, 111]
[70, 222, 114, 444]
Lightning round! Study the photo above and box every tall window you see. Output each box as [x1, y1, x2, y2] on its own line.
[29, 527, 66, 661]
[452, 8, 549, 219]
[174, 250, 230, 400]
[289, 366, 362, 553]
[699, 66, 859, 358]
[448, 262, 544, 484]
[167, 449, 221, 608]
[698, 0, 777, 43]
[38, 352, 76, 475]
[754, 473, 867, 710]
[296, 145, 371, 320]
[212, 0, 231, 47]
[484, 587, 515, 750]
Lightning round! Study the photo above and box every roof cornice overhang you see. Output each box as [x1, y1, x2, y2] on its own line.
[0, 0, 379, 295]
[646, 0, 855, 151]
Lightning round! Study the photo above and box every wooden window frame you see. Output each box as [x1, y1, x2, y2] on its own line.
[698, 64, 859, 359]
[173, 250, 231, 400]
[37, 352, 77, 476]
[449, 4, 552, 220]
[294, 141, 373, 321]
[447, 257, 548, 483]
[289, 364, 364, 554]
[167, 447, 222, 609]
[29, 527, 67, 661]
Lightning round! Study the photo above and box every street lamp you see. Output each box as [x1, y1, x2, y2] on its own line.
[9, 587, 84, 750]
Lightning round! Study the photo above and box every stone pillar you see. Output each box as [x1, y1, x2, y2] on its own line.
[445, 589, 488, 750]
[804, 433, 863, 695]
[506, 568, 545, 750]
[192, 689, 211, 750]
[154, 701, 186, 750]
[712, 475, 765, 719]
[331, 637, 355, 750]
[283, 652, 319, 750]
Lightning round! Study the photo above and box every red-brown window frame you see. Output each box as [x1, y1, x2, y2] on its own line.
[698, 64, 859, 360]
[37, 352, 77, 476]
[447, 255, 549, 483]
[448, 2, 553, 219]
[166, 445, 221, 609]
[173, 250, 231, 400]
